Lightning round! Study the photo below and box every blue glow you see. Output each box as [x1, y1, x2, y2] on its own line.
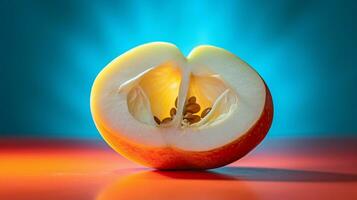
[2, 0, 357, 138]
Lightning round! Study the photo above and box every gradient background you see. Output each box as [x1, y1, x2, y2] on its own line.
[1, 0, 356, 139]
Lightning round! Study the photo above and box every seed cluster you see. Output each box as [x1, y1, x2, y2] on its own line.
[182, 96, 201, 125]
[153, 96, 212, 126]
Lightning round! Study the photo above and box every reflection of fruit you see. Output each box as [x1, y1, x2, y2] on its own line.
[91, 42, 273, 169]
[96, 171, 257, 200]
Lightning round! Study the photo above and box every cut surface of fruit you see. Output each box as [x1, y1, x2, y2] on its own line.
[91, 42, 273, 169]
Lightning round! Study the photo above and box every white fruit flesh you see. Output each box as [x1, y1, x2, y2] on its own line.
[90, 42, 266, 151]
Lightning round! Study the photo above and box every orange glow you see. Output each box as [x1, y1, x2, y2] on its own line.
[1, 138, 357, 200]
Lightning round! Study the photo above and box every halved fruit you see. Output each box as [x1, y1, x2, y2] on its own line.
[90, 42, 273, 169]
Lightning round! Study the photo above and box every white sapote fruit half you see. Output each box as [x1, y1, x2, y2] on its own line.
[91, 42, 273, 170]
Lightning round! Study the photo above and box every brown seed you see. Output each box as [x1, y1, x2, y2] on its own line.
[188, 96, 196, 104]
[184, 112, 194, 119]
[184, 103, 200, 114]
[175, 97, 178, 108]
[170, 108, 176, 117]
[190, 116, 201, 124]
[153, 116, 161, 125]
[184, 113, 201, 124]
[201, 107, 212, 118]
[184, 113, 199, 120]
[161, 117, 172, 124]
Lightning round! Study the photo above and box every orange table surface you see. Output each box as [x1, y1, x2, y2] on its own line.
[0, 137, 356, 200]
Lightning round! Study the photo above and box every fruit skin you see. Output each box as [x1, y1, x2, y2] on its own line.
[94, 84, 273, 170]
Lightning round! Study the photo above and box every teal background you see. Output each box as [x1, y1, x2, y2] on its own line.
[1, 0, 356, 138]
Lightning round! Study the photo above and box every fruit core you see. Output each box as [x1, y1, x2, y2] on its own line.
[119, 61, 239, 129]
